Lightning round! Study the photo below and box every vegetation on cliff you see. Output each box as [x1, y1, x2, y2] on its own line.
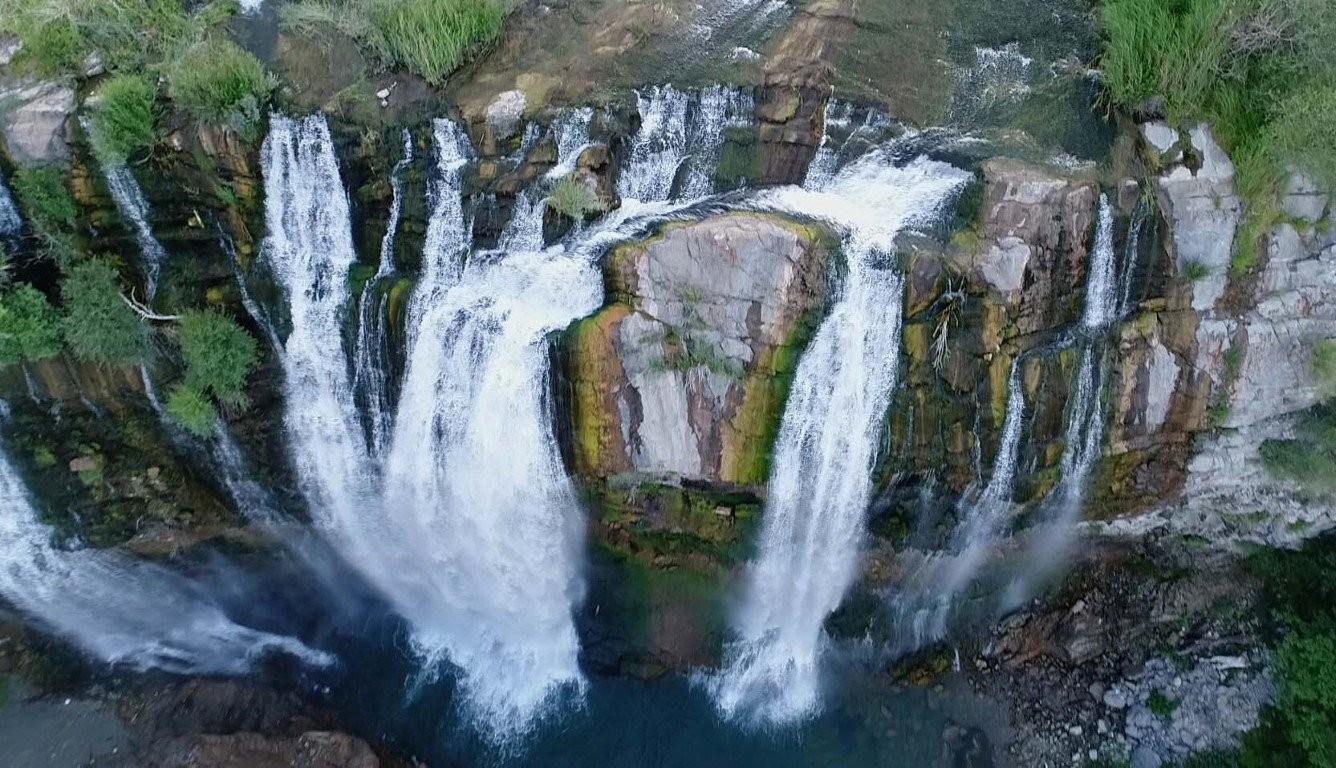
[58, 259, 149, 366]
[1098, 0, 1336, 270]
[0, 284, 62, 363]
[167, 40, 274, 143]
[88, 75, 159, 164]
[166, 308, 259, 435]
[281, 0, 506, 84]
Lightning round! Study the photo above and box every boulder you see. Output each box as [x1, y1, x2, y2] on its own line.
[0, 78, 75, 165]
[568, 213, 828, 485]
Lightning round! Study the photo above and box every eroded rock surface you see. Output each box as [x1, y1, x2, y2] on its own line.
[0, 78, 75, 165]
[568, 213, 827, 486]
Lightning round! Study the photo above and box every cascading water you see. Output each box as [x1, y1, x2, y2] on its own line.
[0, 172, 20, 237]
[499, 191, 547, 252]
[893, 358, 1027, 648]
[708, 149, 969, 724]
[353, 130, 413, 458]
[680, 85, 754, 199]
[1082, 194, 1117, 329]
[1002, 194, 1119, 606]
[619, 86, 691, 202]
[99, 157, 170, 301]
[409, 119, 473, 343]
[545, 107, 595, 180]
[0, 416, 325, 673]
[1117, 192, 1150, 319]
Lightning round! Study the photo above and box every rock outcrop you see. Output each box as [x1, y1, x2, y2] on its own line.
[0, 78, 75, 165]
[568, 213, 828, 486]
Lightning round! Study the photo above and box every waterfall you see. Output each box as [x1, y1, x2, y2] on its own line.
[409, 119, 473, 343]
[0, 419, 326, 673]
[893, 359, 1027, 647]
[101, 160, 170, 301]
[353, 130, 413, 458]
[260, 114, 378, 560]
[264, 113, 695, 739]
[0, 172, 20, 237]
[1082, 194, 1117, 329]
[499, 190, 547, 252]
[708, 149, 969, 724]
[224, 236, 285, 355]
[680, 85, 754, 199]
[1118, 192, 1150, 319]
[545, 107, 595, 180]
[619, 86, 691, 202]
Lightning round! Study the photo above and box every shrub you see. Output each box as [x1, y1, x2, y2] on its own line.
[1183, 260, 1211, 282]
[59, 260, 149, 365]
[10, 165, 77, 231]
[1313, 340, 1336, 399]
[176, 309, 257, 407]
[165, 383, 215, 436]
[0, 284, 62, 364]
[90, 75, 159, 164]
[282, 0, 505, 84]
[168, 39, 274, 142]
[547, 175, 606, 220]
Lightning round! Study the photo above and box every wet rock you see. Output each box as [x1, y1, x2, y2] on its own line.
[485, 89, 527, 142]
[0, 36, 22, 67]
[0, 78, 76, 165]
[148, 732, 381, 768]
[969, 159, 1097, 337]
[567, 213, 828, 485]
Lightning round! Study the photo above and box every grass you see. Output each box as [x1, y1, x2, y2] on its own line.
[1184, 259, 1212, 281]
[547, 175, 606, 220]
[282, 0, 506, 84]
[168, 39, 275, 142]
[0, 0, 205, 77]
[89, 75, 158, 164]
[1099, 0, 1336, 278]
[1313, 340, 1336, 399]
[1260, 404, 1336, 493]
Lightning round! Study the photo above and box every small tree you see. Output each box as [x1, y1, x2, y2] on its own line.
[59, 260, 149, 366]
[0, 284, 62, 364]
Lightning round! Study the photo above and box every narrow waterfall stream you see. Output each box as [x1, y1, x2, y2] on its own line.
[0, 418, 326, 673]
[99, 160, 169, 301]
[708, 149, 969, 724]
[0, 172, 20, 236]
[352, 130, 412, 458]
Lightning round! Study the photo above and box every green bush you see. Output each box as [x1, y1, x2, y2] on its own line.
[89, 75, 159, 164]
[1241, 536, 1336, 767]
[547, 175, 606, 220]
[165, 383, 215, 436]
[59, 260, 149, 365]
[282, 0, 505, 84]
[168, 39, 274, 142]
[10, 165, 76, 231]
[1313, 340, 1336, 399]
[176, 309, 257, 407]
[0, 284, 62, 364]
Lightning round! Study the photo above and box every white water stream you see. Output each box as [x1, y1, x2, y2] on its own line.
[708, 149, 969, 724]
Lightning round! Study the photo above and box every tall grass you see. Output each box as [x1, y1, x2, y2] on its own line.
[89, 75, 158, 164]
[1099, 0, 1336, 274]
[0, 0, 203, 76]
[282, 0, 505, 84]
[168, 39, 275, 142]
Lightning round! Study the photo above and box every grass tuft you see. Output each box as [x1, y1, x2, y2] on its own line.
[168, 39, 274, 142]
[89, 75, 159, 164]
[547, 175, 606, 220]
[282, 0, 505, 84]
[165, 383, 216, 436]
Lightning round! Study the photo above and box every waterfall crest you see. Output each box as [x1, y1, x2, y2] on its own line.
[618, 85, 750, 202]
[708, 149, 969, 724]
[0, 423, 326, 673]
